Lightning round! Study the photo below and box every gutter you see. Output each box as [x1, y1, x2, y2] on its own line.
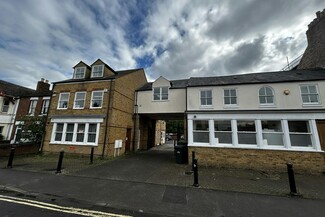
[102, 80, 114, 158]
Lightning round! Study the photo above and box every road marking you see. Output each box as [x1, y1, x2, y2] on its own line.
[0, 195, 132, 217]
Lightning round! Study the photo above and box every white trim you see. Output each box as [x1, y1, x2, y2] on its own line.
[199, 89, 213, 107]
[188, 113, 324, 153]
[187, 143, 323, 153]
[29, 97, 39, 101]
[258, 86, 275, 106]
[90, 90, 104, 109]
[57, 93, 70, 109]
[223, 88, 238, 106]
[299, 84, 321, 105]
[73, 91, 86, 109]
[50, 122, 100, 146]
[152, 86, 169, 101]
[91, 65, 104, 78]
[42, 96, 50, 100]
[73, 67, 86, 79]
[51, 118, 103, 123]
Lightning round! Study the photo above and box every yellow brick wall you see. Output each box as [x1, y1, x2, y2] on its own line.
[189, 147, 325, 174]
[43, 69, 147, 157]
[42, 80, 112, 156]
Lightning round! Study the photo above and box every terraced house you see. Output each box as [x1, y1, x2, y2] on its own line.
[135, 10, 325, 173]
[42, 59, 147, 157]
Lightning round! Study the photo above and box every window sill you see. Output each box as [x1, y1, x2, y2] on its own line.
[57, 108, 68, 110]
[302, 103, 322, 107]
[188, 143, 323, 152]
[223, 105, 239, 109]
[50, 142, 97, 146]
[259, 104, 276, 108]
[152, 100, 169, 102]
[90, 107, 103, 109]
[199, 106, 213, 109]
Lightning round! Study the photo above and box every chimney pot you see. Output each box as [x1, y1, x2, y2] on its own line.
[316, 11, 321, 18]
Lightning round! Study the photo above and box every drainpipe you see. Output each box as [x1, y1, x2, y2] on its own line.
[185, 86, 188, 142]
[102, 79, 114, 159]
[132, 91, 139, 152]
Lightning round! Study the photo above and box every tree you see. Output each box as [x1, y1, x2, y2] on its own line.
[16, 115, 46, 144]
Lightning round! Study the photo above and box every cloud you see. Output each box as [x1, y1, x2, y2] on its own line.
[0, 0, 325, 87]
[224, 37, 265, 73]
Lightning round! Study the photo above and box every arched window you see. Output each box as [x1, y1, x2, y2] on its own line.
[259, 86, 274, 105]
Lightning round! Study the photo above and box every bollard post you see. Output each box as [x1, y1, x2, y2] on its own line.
[56, 151, 64, 174]
[7, 148, 15, 168]
[191, 151, 196, 171]
[90, 147, 94, 164]
[193, 158, 199, 187]
[286, 163, 298, 195]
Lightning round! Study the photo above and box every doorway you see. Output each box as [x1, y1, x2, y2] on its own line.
[125, 128, 132, 152]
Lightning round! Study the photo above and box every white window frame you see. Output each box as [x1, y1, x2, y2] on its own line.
[1, 98, 10, 113]
[73, 92, 86, 109]
[41, 97, 50, 115]
[50, 122, 100, 146]
[91, 65, 104, 78]
[300, 84, 320, 105]
[153, 87, 169, 101]
[74, 67, 86, 79]
[200, 89, 213, 107]
[223, 88, 237, 106]
[259, 86, 275, 106]
[90, 91, 104, 109]
[28, 98, 38, 115]
[57, 93, 70, 109]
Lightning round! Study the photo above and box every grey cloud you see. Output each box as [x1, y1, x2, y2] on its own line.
[224, 37, 265, 73]
[206, 0, 324, 42]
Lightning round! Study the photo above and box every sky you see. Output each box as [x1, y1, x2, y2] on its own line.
[0, 0, 324, 89]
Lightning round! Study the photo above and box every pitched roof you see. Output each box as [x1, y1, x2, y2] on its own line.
[53, 68, 143, 84]
[137, 68, 325, 91]
[0, 80, 36, 97]
[137, 79, 189, 91]
[187, 68, 325, 87]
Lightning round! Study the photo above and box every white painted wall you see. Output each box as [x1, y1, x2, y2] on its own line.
[0, 97, 19, 140]
[137, 89, 186, 113]
[187, 81, 325, 111]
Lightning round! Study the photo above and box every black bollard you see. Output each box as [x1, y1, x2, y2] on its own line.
[192, 151, 196, 171]
[7, 148, 15, 168]
[193, 158, 199, 187]
[287, 163, 298, 195]
[90, 147, 94, 164]
[56, 151, 64, 174]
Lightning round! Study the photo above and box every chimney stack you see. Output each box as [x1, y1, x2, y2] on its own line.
[298, 9, 325, 69]
[36, 78, 50, 93]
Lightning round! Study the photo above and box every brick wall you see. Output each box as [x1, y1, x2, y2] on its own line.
[298, 9, 325, 69]
[189, 147, 325, 174]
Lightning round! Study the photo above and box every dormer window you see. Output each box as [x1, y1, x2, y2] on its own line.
[74, 67, 86, 79]
[153, 87, 168, 101]
[92, 65, 104, 77]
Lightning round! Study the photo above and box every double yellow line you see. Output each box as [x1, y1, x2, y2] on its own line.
[0, 194, 132, 217]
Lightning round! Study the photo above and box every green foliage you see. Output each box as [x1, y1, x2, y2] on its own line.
[166, 120, 184, 133]
[16, 115, 46, 144]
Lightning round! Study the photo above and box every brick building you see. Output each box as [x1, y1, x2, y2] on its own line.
[0, 80, 35, 141]
[298, 9, 325, 69]
[42, 59, 147, 157]
[10, 78, 52, 144]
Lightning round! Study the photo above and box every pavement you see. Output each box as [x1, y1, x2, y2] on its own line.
[1, 142, 325, 216]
